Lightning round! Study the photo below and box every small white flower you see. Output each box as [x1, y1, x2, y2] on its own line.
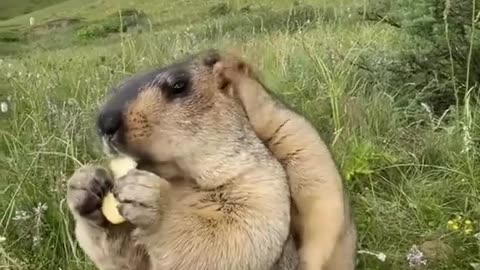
[33, 235, 42, 246]
[29, 17, 35, 26]
[0, 102, 8, 113]
[13, 210, 31, 221]
[376, 252, 387, 262]
[67, 98, 78, 106]
[406, 245, 427, 267]
[358, 249, 387, 262]
[33, 202, 48, 215]
[0, 236, 6, 243]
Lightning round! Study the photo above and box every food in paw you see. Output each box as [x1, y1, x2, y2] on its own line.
[101, 156, 138, 224]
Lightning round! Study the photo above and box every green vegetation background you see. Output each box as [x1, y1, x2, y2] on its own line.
[0, 0, 479, 269]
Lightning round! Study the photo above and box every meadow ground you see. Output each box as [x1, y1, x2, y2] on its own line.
[0, 0, 479, 269]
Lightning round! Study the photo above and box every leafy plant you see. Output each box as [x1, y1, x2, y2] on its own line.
[361, 0, 480, 114]
[342, 141, 395, 182]
[75, 24, 108, 40]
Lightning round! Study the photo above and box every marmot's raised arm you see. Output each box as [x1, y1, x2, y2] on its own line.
[67, 49, 299, 270]
[213, 53, 357, 270]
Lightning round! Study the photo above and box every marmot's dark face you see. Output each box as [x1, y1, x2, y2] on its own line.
[96, 49, 247, 165]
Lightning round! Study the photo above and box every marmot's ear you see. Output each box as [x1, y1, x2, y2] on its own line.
[203, 49, 222, 67]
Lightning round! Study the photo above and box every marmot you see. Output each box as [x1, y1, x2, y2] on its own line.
[212, 52, 357, 270]
[66, 49, 299, 270]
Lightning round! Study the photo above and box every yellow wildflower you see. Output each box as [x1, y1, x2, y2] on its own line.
[447, 219, 460, 231]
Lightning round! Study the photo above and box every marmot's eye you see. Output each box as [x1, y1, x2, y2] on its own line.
[165, 76, 189, 98]
[173, 81, 185, 90]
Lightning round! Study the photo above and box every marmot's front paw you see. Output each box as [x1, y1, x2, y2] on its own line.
[113, 169, 170, 228]
[66, 166, 113, 226]
[214, 55, 249, 82]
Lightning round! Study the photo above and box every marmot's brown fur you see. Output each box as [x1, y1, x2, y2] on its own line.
[66, 49, 299, 270]
[213, 52, 357, 270]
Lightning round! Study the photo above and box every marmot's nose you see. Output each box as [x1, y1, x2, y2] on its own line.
[97, 110, 122, 137]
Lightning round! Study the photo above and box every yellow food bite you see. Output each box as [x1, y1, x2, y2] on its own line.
[101, 156, 138, 224]
[102, 192, 125, 224]
[109, 156, 138, 179]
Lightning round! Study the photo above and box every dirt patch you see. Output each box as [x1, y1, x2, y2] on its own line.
[75, 8, 149, 40]
[30, 18, 83, 35]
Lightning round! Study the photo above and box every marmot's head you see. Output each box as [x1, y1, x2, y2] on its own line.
[96, 49, 252, 170]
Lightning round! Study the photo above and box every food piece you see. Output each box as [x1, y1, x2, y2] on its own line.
[109, 156, 138, 180]
[101, 156, 138, 224]
[102, 192, 126, 224]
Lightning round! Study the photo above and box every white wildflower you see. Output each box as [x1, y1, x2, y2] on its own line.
[461, 123, 473, 154]
[406, 245, 427, 268]
[31, 202, 47, 248]
[0, 102, 8, 113]
[13, 210, 31, 221]
[358, 249, 387, 262]
[377, 252, 387, 261]
[33, 235, 42, 247]
[0, 236, 5, 243]
[67, 98, 78, 106]
[33, 202, 48, 215]
[29, 17, 35, 26]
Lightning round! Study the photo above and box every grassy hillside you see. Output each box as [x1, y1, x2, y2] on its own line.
[1, 0, 479, 269]
[0, 0, 67, 21]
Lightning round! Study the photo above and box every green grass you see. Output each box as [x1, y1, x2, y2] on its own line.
[0, 0, 67, 21]
[1, 0, 480, 269]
